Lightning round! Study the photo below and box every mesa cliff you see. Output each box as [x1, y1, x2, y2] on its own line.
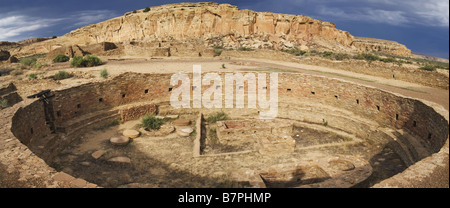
[8, 2, 411, 58]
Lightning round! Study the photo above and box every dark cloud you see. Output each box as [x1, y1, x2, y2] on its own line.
[0, 0, 448, 58]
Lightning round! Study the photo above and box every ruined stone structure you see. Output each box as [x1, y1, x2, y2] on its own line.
[7, 2, 411, 59]
[216, 119, 293, 145]
[0, 83, 22, 109]
[0, 71, 448, 188]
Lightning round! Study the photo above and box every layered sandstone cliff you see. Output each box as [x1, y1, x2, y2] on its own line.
[9, 2, 411, 58]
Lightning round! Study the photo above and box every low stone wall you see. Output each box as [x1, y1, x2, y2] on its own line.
[193, 113, 204, 158]
[216, 119, 293, 145]
[0, 83, 22, 109]
[257, 135, 296, 155]
[119, 103, 158, 122]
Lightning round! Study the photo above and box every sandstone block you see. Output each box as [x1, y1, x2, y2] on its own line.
[110, 136, 131, 146]
[173, 119, 191, 126]
[177, 126, 194, 137]
[108, 157, 131, 164]
[123, 129, 140, 138]
[91, 150, 107, 159]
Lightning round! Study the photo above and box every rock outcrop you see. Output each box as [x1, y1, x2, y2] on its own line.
[9, 2, 412, 58]
[0, 50, 10, 61]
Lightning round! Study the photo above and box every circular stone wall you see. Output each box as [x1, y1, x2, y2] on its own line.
[0, 72, 448, 188]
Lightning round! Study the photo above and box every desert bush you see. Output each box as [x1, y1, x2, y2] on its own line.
[206, 112, 229, 123]
[319, 51, 351, 60]
[53, 54, 70, 63]
[70, 55, 102, 67]
[419, 65, 437, 72]
[282, 48, 307, 56]
[33, 61, 47, 69]
[142, 114, 165, 130]
[143, 7, 150, 12]
[53, 71, 72, 80]
[20, 57, 37, 66]
[238, 47, 254, 51]
[19, 54, 46, 66]
[28, 73, 37, 80]
[213, 49, 223, 57]
[321, 51, 334, 57]
[100, 68, 109, 78]
[0, 99, 8, 108]
[83, 55, 103, 67]
[70, 56, 84, 67]
[353, 53, 380, 63]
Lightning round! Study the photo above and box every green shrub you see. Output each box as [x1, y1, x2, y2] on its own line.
[28, 73, 37, 80]
[321, 51, 334, 57]
[20, 57, 37, 66]
[53, 71, 72, 80]
[238, 47, 254, 51]
[19, 54, 46, 66]
[70, 56, 84, 67]
[420, 65, 437, 72]
[0, 99, 8, 108]
[53, 54, 70, 63]
[133, 10, 137, 13]
[222, 64, 226, 69]
[142, 114, 165, 130]
[353, 53, 380, 63]
[52, 36, 57, 39]
[213, 49, 223, 57]
[282, 48, 307, 56]
[70, 55, 102, 68]
[143, 7, 150, 12]
[83, 55, 102, 67]
[332, 53, 351, 61]
[33, 61, 47, 69]
[100, 68, 109, 78]
[206, 112, 229, 123]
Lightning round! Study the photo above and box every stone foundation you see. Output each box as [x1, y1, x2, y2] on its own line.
[257, 135, 296, 155]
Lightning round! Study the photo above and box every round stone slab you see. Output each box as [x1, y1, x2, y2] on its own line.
[177, 126, 194, 137]
[173, 119, 191, 126]
[110, 136, 130, 146]
[123, 129, 140, 138]
[108, 157, 131, 164]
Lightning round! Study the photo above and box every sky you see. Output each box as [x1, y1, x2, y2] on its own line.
[0, 0, 448, 58]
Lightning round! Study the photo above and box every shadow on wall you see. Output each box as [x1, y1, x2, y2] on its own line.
[402, 101, 449, 154]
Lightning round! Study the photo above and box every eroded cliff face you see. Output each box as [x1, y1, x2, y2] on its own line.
[9, 2, 411, 58]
